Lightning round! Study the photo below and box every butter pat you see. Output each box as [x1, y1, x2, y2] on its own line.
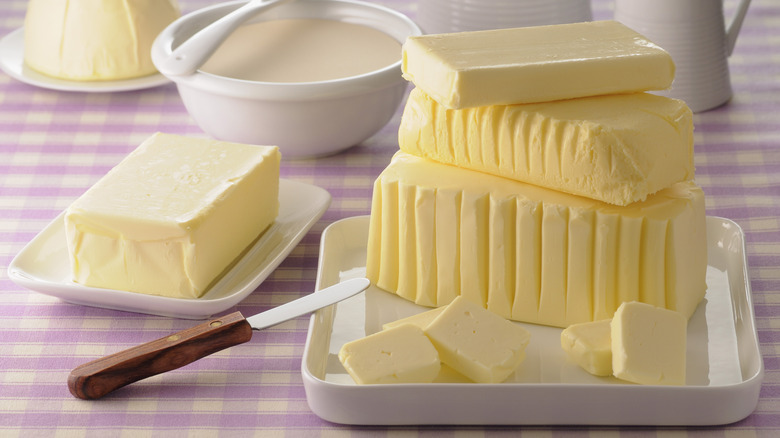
[424, 296, 531, 383]
[399, 88, 694, 205]
[382, 307, 445, 331]
[561, 320, 612, 376]
[338, 324, 441, 384]
[65, 133, 280, 299]
[366, 152, 707, 327]
[611, 301, 687, 385]
[402, 21, 674, 109]
[24, 0, 180, 80]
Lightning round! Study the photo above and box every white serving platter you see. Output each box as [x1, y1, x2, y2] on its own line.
[301, 215, 764, 425]
[0, 28, 170, 92]
[8, 179, 330, 319]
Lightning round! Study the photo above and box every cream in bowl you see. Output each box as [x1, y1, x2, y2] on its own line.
[152, 0, 422, 159]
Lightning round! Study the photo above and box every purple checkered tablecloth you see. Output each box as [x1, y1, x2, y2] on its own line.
[1, 0, 778, 435]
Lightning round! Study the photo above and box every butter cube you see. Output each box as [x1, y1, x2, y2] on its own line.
[65, 133, 280, 299]
[560, 319, 612, 376]
[424, 296, 531, 383]
[382, 306, 445, 331]
[611, 301, 687, 385]
[399, 88, 693, 206]
[402, 20, 674, 109]
[338, 324, 441, 384]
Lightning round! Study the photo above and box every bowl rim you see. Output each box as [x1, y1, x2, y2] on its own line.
[152, 0, 422, 100]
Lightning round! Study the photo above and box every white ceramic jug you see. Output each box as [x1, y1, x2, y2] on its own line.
[614, 0, 751, 112]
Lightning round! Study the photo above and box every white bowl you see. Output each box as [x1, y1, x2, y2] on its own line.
[152, 0, 420, 159]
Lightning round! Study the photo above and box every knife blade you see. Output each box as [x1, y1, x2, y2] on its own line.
[68, 277, 370, 400]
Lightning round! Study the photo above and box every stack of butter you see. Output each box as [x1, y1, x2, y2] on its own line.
[366, 21, 707, 328]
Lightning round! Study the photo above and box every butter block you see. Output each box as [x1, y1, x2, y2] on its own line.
[338, 324, 441, 384]
[401, 20, 674, 109]
[65, 133, 280, 299]
[382, 306, 445, 331]
[399, 88, 694, 206]
[611, 301, 687, 385]
[424, 296, 531, 383]
[24, 0, 180, 80]
[366, 152, 707, 327]
[561, 320, 612, 376]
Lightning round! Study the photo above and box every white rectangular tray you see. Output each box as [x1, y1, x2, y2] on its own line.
[301, 216, 763, 425]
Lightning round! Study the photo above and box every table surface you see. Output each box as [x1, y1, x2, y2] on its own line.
[2, 0, 779, 435]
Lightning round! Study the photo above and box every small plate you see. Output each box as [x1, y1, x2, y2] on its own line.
[302, 216, 764, 425]
[0, 28, 170, 92]
[8, 179, 330, 319]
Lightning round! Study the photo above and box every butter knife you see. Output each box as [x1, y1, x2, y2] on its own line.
[68, 277, 370, 400]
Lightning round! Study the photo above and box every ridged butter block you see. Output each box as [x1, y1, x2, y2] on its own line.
[366, 153, 707, 328]
[399, 88, 694, 206]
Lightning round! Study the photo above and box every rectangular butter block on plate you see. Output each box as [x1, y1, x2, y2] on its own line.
[401, 20, 674, 109]
[64, 132, 280, 299]
[366, 152, 706, 327]
[399, 88, 694, 206]
[8, 178, 330, 319]
[301, 215, 762, 425]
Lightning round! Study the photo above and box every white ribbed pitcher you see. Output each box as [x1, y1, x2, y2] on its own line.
[417, 0, 592, 35]
[614, 0, 751, 113]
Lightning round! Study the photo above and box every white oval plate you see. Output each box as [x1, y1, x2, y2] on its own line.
[8, 179, 330, 319]
[0, 28, 170, 93]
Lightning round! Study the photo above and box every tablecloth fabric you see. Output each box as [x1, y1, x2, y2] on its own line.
[1, 0, 779, 436]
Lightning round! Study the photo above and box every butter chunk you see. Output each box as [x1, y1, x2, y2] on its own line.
[382, 306, 445, 331]
[423, 296, 531, 383]
[65, 132, 280, 299]
[366, 152, 707, 327]
[338, 324, 441, 384]
[24, 0, 180, 80]
[611, 301, 687, 385]
[402, 20, 674, 109]
[399, 88, 694, 206]
[561, 320, 612, 376]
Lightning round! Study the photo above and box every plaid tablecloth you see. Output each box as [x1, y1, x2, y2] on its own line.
[1, 0, 778, 435]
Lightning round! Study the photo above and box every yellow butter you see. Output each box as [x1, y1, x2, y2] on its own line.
[24, 0, 180, 80]
[401, 21, 674, 109]
[366, 152, 707, 327]
[399, 88, 694, 206]
[382, 306, 445, 331]
[611, 301, 687, 385]
[65, 133, 280, 299]
[338, 324, 441, 384]
[423, 296, 531, 383]
[561, 319, 613, 376]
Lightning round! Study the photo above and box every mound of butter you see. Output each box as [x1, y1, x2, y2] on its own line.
[24, 0, 180, 81]
[402, 20, 674, 109]
[399, 88, 694, 206]
[64, 133, 280, 299]
[366, 152, 707, 327]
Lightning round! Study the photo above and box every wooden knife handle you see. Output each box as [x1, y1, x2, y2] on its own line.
[68, 311, 253, 400]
